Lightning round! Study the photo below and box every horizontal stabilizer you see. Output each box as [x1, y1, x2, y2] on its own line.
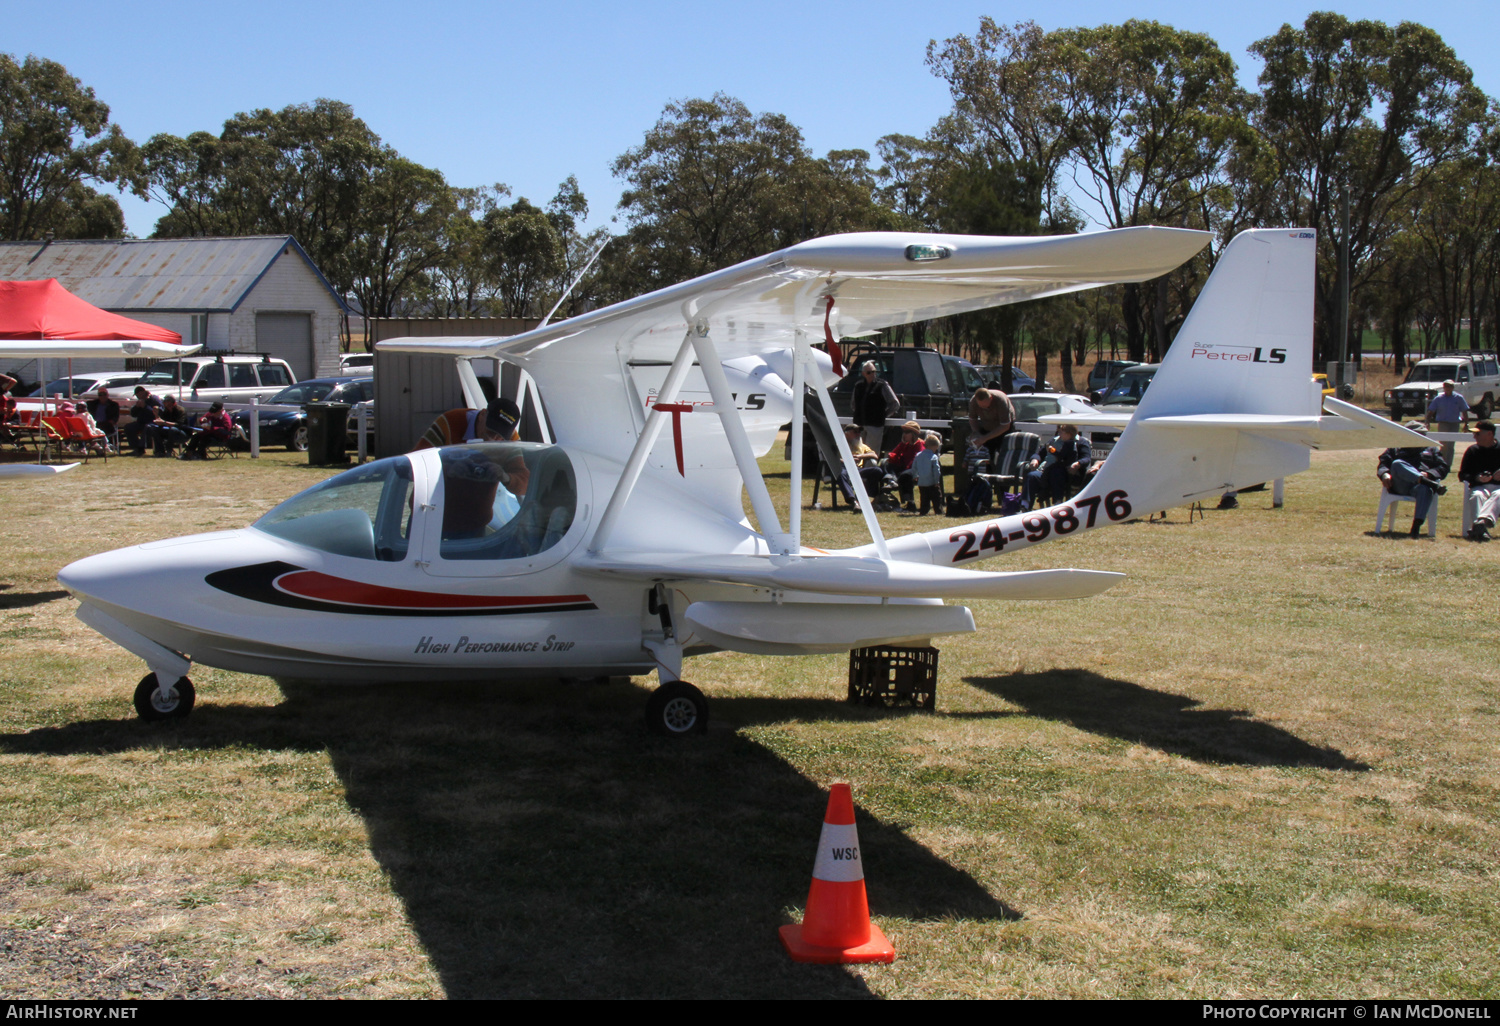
[1038, 411, 1135, 429]
[576, 552, 1124, 600]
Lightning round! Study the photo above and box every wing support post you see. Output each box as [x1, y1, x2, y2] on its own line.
[589, 331, 698, 555]
[794, 323, 891, 560]
[690, 320, 797, 555]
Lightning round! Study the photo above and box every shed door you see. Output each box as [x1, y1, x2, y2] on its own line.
[255, 313, 313, 380]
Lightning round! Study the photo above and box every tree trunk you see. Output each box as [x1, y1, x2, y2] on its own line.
[1122, 283, 1146, 363]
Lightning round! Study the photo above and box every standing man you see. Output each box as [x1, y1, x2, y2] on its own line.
[968, 386, 1016, 460]
[1425, 379, 1471, 464]
[851, 361, 899, 452]
[1458, 419, 1500, 542]
[1376, 428, 1449, 538]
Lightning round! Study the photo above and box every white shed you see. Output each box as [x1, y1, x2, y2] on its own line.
[0, 236, 346, 385]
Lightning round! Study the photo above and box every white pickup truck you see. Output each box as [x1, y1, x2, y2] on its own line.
[1385, 350, 1499, 421]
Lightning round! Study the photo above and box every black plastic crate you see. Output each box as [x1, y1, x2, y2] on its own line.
[847, 646, 937, 710]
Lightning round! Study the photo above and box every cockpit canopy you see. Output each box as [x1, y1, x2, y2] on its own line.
[254, 443, 579, 563]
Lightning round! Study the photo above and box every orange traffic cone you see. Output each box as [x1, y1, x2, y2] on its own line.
[779, 782, 896, 964]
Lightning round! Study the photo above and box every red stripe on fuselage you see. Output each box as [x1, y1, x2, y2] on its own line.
[274, 570, 589, 611]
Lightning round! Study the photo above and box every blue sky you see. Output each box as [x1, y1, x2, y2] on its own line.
[10, 1, 1497, 238]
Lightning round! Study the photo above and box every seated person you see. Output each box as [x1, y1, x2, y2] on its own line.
[1025, 425, 1092, 509]
[147, 396, 189, 456]
[837, 422, 885, 506]
[886, 420, 925, 511]
[1457, 419, 1500, 542]
[415, 397, 521, 450]
[87, 387, 121, 444]
[1377, 427, 1449, 537]
[961, 438, 995, 513]
[182, 401, 231, 459]
[0, 372, 18, 443]
[123, 386, 162, 455]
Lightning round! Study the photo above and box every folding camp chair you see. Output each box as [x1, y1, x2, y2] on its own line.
[41, 415, 111, 464]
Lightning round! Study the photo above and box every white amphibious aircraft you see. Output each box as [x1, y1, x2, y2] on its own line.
[59, 227, 1422, 733]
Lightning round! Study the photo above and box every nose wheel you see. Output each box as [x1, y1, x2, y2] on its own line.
[133, 673, 195, 721]
[645, 680, 708, 737]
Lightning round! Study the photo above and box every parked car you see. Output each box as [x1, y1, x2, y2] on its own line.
[976, 365, 1052, 392]
[339, 351, 373, 372]
[1087, 359, 1140, 396]
[230, 377, 372, 451]
[829, 345, 957, 431]
[137, 354, 297, 404]
[1384, 350, 1499, 420]
[1009, 392, 1115, 456]
[36, 372, 144, 399]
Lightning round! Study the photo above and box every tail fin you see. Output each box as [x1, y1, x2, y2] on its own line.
[1076, 229, 1320, 515]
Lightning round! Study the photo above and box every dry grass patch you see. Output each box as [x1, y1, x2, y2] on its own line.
[0, 439, 1494, 997]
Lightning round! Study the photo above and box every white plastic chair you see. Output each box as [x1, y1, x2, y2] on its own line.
[1376, 488, 1438, 537]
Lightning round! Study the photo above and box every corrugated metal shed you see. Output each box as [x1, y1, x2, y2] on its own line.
[0, 237, 343, 313]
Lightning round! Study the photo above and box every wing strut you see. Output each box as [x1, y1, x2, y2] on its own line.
[691, 321, 796, 554]
[589, 331, 697, 555]
[792, 326, 890, 559]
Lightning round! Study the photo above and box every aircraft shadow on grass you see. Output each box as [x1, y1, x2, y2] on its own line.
[966, 668, 1369, 771]
[0, 588, 69, 610]
[0, 679, 1018, 999]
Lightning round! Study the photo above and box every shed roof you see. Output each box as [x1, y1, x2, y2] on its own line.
[0, 237, 345, 314]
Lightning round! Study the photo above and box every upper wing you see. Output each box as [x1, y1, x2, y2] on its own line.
[376, 227, 1210, 368]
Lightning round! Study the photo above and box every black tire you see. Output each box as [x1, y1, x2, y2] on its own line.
[645, 680, 708, 737]
[133, 673, 195, 721]
[289, 424, 309, 452]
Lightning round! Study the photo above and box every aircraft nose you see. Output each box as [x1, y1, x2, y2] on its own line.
[58, 550, 133, 606]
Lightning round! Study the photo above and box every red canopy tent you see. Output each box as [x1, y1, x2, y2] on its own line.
[0, 278, 182, 344]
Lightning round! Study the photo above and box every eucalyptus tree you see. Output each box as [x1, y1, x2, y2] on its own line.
[611, 94, 890, 293]
[0, 53, 141, 240]
[1248, 13, 1491, 363]
[345, 156, 456, 325]
[1051, 21, 1254, 360]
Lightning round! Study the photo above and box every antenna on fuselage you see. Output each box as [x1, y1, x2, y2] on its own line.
[539, 235, 612, 329]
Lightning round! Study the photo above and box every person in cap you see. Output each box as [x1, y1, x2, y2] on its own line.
[1457, 419, 1500, 542]
[1425, 379, 1471, 464]
[837, 422, 885, 507]
[1376, 424, 1449, 538]
[415, 397, 522, 451]
[123, 385, 162, 455]
[182, 400, 232, 460]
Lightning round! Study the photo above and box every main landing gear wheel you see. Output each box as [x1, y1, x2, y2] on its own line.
[133, 673, 195, 722]
[646, 681, 708, 737]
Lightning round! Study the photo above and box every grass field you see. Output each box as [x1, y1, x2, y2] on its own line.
[0, 442, 1493, 999]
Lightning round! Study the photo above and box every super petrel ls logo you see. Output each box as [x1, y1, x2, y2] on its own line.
[1190, 343, 1287, 364]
